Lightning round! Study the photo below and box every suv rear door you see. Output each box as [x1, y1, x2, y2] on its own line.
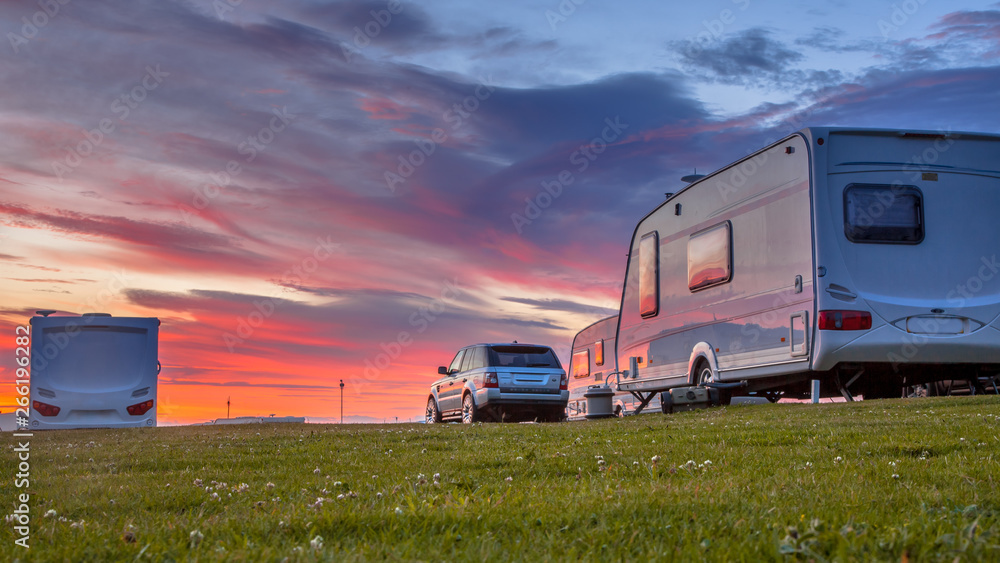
[438, 349, 466, 412]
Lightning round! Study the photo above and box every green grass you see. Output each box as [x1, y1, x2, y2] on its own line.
[3, 396, 1000, 561]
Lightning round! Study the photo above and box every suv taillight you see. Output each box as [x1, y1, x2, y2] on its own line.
[33, 401, 60, 417]
[483, 372, 499, 388]
[559, 372, 568, 391]
[127, 400, 154, 416]
[818, 310, 872, 331]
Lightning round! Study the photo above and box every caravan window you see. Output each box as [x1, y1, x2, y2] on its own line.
[844, 184, 924, 244]
[595, 339, 604, 366]
[639, 232, 659, 317]
[688, 222, 732, 291]
[572, 350, 590, 378]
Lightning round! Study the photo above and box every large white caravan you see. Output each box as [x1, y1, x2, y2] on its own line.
[616, 128, 1000, 406]
[29, 312, 160, 429]
[567, 315, 659, 418]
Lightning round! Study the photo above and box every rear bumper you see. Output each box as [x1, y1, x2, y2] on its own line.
[29, 390, 156, 430]
[475, 388, 568, 408]
[813, 323, 1000, 372]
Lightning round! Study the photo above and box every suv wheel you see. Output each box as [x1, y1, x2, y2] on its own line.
[425, 396, 442, 424]
[461, 393, 478, 424]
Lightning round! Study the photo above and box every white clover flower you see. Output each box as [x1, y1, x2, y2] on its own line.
[336, 494, 345, 500]
[395, 507, 403, 515]
[313, 468, 321, 475]
[190, 530, 204, 547]
[834, 456, 843, 463]
[651, 455, 661, 464]
[433, 473, 440, 481]
[310, 535, 324, 550]
[44, 509, 57, 518]
[211, 492, 220, 500]
[193, 479, 203, 487]
[505, 476, 513, 482]
[703, 460, 712, 466]
[333, 481, 342, 487]
[892, 474, 900, 479]
[266, 482, 275, 490]
[376, 492, 383, 499]
[598, 460, 606, 466]
[516, 456, 523, 461]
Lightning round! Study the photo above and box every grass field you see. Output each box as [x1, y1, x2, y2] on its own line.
[3, 396, 1000, 562]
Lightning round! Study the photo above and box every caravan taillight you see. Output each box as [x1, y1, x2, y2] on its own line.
[818, 310, 872, 331]
[32, 401, 60, 417]
[483, 372, 499, 388]
[127, 400, 154, 416]
[559, 372, 569, 391]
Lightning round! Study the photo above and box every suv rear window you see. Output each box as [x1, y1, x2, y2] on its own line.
[489, 346, 561, 369]
[844, 184, 923, 244]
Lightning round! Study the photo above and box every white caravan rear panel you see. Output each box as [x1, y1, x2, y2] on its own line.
[29, 314, 159, 429]
[807, 129, 1000, 393]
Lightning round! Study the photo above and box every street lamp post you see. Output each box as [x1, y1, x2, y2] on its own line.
[339, 380, 345, 424]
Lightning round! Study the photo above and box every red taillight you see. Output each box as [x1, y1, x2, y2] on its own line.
[559, 372, 568, 391]
[32, 401, 60, 417]
[127, 400, 154, 416]
[818, 310, 872, 331]
[483, 372, 499, 388]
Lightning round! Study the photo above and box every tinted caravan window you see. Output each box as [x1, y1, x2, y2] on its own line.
[571, 350, 590, 378]
[489, 346, 561, 369]
[844, 184, 924, 244]
[639, 232, 659, 317]
[595, 339, 604, 366]
[688, 222, 732, 291]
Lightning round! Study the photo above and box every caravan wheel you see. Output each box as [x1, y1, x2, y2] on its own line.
[696, 362, 732, 406]
[696, 364, 714, 386]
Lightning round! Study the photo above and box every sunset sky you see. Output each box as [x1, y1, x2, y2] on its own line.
[1, 1, 999, 424]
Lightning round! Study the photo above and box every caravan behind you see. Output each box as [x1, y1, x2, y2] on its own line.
[617, 127, 1000, 403]
[29, 312, 159, 429]
[567, 315, 659, 418]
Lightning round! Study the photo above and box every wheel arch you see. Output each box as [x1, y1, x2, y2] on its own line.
[687, 342, 720, 386]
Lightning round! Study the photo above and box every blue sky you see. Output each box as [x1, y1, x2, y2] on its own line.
[1, 0, 998, 422]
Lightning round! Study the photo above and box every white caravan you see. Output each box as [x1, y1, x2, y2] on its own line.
[616, 127, 1000, 407]
[29, 312, 160, 429]
[567, 315, 659, 418]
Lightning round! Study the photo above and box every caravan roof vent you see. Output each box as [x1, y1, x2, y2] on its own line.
[36, 310, 57, 317]
[82, 313, 112, 317]
[681, 174, 705, 183]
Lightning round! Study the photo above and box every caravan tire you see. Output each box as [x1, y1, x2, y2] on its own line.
[696, 362, 732, 406]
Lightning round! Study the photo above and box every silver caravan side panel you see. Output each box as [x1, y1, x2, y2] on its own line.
[617, 134, 815, 392]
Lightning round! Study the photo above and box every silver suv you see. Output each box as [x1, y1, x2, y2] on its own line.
[425, 343, 568, 423]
